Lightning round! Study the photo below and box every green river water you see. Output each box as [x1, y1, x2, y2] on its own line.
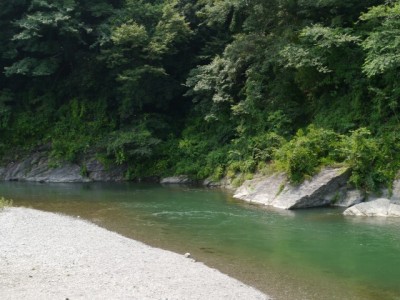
[1, 182, 399, 299]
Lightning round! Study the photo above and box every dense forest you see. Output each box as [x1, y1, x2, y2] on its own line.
[1, 0, 400, 192]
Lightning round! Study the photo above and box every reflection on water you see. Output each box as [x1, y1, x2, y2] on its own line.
[1, 182, 400, 300]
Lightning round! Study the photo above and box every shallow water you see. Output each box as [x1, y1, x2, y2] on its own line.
[1, 182, 400, 299]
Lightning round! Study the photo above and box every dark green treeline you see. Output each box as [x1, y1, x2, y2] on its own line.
[1, 0, 400, 191]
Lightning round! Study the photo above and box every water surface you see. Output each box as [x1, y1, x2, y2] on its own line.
[1, 182, 399, 299]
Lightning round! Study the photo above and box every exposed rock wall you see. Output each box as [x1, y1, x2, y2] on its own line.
[325, 188, 364, 208]
[0, 152, 126, 183]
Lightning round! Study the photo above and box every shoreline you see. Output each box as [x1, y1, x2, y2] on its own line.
[0, 207, 269, 300]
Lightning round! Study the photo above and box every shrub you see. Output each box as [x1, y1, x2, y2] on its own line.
[274, 125, 345, 184]
[344, 128, 400, 192]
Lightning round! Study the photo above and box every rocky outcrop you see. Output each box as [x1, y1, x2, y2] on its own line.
[234, 167, 350, 210]
[160, 175, 192, 184]
[84, 159, 126, 182]
[0, 167, 5, 179]
[390, 177, 400, 201]
[326, 188, 364, 208]
[0, 152, 87, 183]
[343, 198, 400, 217]
[234, 173, 286, 205]
[203, 178, 220, 187]
[0, 152, 126, 183]
[203, 177, 235, 190]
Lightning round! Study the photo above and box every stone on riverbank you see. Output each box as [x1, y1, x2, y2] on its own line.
[0, 152, 126, 183]
[390, 177, 400, 202]
[343, 198, 400, 217]
[84, 158, 126, 181]
[234, 167, 350, 209]
[160, 175, 192, 184]
[328, 188, 364, 208]
[1, 152, 87, 183]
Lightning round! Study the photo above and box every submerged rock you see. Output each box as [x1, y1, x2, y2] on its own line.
[234, 167, 350, 210]
[343, 198, 400, 217]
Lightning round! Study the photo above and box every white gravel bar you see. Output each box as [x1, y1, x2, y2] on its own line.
[0, 207, 269, 300]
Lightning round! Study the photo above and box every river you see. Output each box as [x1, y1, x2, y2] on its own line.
[1, 182, 399, 299]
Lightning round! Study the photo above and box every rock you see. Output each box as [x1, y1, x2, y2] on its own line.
[203, 178, 220, 187]
[234, 167, 350, 210]
[1, 153, 88, 183]
[343, 198, 400, 217]
[330, 189, 364, 208]
[391, 177, 400, 202]
[368, 189, 391, 203]
[388, 202, 400, 217]
[184, 252, 191, 258]
[160, 175, 192, 184]
[234, 173, 286, 206]
[0, 152, 127, 183]
[84, 159, 126, 182]
[203, 177, 235, 190]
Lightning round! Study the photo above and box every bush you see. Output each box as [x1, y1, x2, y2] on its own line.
[50, 98, 110, 162]
[273, 125, 400, 191]
[274, 125, 345, 184]
[345, 128, 400, 192]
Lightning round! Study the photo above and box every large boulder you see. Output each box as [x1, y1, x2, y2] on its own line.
[343, 198, 400, 217]
[234, 173, 286, 205]
[234, 167, 350, 209]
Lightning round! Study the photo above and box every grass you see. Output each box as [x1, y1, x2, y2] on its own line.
[0, 197, 13, 210]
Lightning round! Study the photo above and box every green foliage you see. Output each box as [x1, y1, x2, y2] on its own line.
[345, 128, 400, 192]
[0, 197, 13, 209]
[1, 0, 400, 194]
[111, 22, 148, 46]
[274, 126, 400, 190]
[360, 1, 400, 77]
[50, 98, 111, 162]
[106, 125, 161, 165]
[275, 126, 345, 184]
[281, 25, 360, 74]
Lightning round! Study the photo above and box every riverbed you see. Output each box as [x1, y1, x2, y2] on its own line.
[1, 182, 399, 299]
